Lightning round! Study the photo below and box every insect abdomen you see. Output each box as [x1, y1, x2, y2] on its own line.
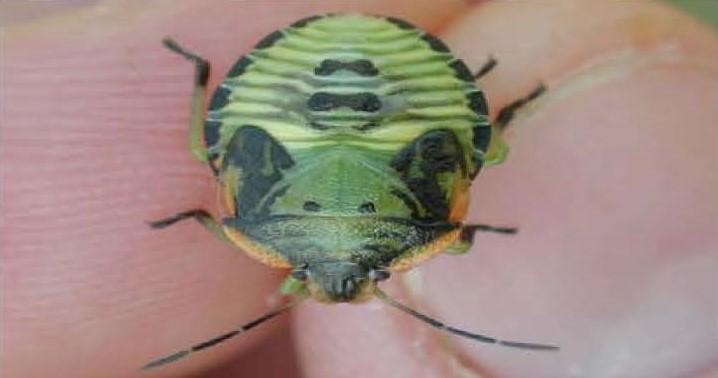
[207, 14, 490, 164]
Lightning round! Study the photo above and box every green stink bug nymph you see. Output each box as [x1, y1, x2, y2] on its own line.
[144, 13, 555, 370]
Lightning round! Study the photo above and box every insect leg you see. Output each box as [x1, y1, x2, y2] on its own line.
[495, 84, 547, 131]
[163, 37, 212, 163]
[445, 224, 517, 255]
[473, 55, 498, 80]
[462, 223, 518, 235]
[149, 209, 231, 244]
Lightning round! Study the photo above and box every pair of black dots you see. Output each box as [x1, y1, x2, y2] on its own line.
[303, 201, 377, 213]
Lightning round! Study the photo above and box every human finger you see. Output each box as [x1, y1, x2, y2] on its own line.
[1, 1, 468, 377]
[293, 2, 718, 377]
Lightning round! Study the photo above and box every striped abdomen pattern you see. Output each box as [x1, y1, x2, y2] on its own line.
[205, 14, 491, 167]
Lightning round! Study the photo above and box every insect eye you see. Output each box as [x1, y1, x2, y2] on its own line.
[369, 269, 391, 282]
[291, 269, 309, 281]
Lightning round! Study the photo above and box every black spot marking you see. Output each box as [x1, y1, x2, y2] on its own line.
[314, 60, 341, 76]
[391, 130, 468, 220]
[351, 94, 381, 112]
[314, 59, 379, 77]
[208, 86, 231, 111]
[227, 56, 253, 77]
[358, 202, 376, 213]
[204, 120, 222, 148]
[352, 60, 379, 76]
[307, 92, 334, 111]
[307, 92, 382, 112]
[419, 131, 465, 175]
[255, 30, 284, 49]
[467, 91, 488, 116]
[391, 131, 466, 176]
[303, 201, 321, 212]
[385, 16, 416, 30]
[223, 126, 294, 219]
[421, 34, 450, 53]
[472, 125, 492, 153]
[291, 15, 323, 28]
[449, 59, 474, 82]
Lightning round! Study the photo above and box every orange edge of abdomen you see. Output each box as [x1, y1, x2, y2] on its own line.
[222, 226, 292, 268]
[448, 179, 471, 223]
[389, 229, 461, 272]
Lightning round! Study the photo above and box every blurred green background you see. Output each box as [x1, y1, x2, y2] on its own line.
[666, 0, 718, 31]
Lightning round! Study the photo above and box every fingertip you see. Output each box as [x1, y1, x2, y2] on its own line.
[422, 2, 718, 377]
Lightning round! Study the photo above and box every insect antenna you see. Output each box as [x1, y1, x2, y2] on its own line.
[374, 288, 559, 351]
[142, 298, 302, 370]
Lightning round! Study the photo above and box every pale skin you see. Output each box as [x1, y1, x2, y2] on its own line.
[3, 1, 718, 377]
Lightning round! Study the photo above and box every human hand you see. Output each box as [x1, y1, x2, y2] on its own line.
[4, 1, 717, 377]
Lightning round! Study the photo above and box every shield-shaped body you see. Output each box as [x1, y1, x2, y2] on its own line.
[205, 14, 502, 302]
